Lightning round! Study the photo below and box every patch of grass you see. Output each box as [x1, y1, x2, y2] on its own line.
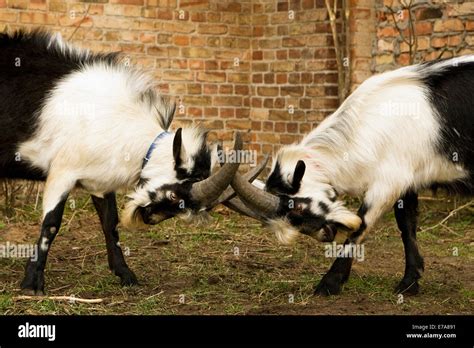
[0, 294, 13, 313]
[459, 287, 474, 299]
[345, 273, 397, 302]
[136, 296, 169, 315]
[31, 299, 59, 314]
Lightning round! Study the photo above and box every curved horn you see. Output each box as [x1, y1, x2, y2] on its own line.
[231, 168, 280, 218]
[223, 197, 267, 222]
[190, 132, 242, 208]
[213, 153, 270, 206]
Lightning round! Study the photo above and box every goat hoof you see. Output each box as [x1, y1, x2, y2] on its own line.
[118, 269, 138, 286]
[395, 279, 419, 295]
[20, 287, 45, 296]
[20, 275, 45, 296]
[314, 274, 344, 296]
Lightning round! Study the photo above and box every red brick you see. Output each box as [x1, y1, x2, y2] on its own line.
[198, 24, 228, 34]
[29, 0, 47, 11]
[466, 21, 474, 32]
[204, 107, 218, 117]
[280, 134, 298, 144]
[276, 49, 288, 60]
[187, 84, 202, 94]
[189, 60, 204, 69]
[214, 96, 242, 106]
[181, 47, 212, 58]
[183, 95, 212, 106]
[226, 119, 251, 130]
[257, 87, 279, 97]
[281, 86, 304, 97]
[282, 37, 305, 47]
[219, 85, 233, 94]
[162, 70, 193, 81]
[197, 72, 226, 82]
[20, 12, 56, 24]
[220, 108, 234, 118]
[111, 0, 144, 5]
[431, 36, 447, 48]
[263, 98, 273, 108]
[203, 84, 218, 94]
[188, 107, 202, 117]
[377, 26, 397, 38]
[235, 85, 249, 95]
[263, 122, 273, 131]
[205, 61, 218, 70]
[173, 35, 189, 46]
[191, 12, 206, 22]
[8, 0, 27, 9]
[276, 74, 287, 84]
[180, 0, 208, 10]
[0, 11, 17, 21]
[434, 18, 464, 32]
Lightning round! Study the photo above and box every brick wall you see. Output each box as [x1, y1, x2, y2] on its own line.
[250, 0, 338, 155]
[350, 0, 376, 88]
[375, 0, 474, 72]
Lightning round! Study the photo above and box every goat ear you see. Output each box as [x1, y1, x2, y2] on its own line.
[173, 128, 184, 167]
[292, 160, 306, 189]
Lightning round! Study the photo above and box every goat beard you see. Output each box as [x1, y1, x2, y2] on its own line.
[121, 200, 148, 230]
[121, 201, 212, 230]
[268, 218, 300, 245]
[178, 209, 212, 226]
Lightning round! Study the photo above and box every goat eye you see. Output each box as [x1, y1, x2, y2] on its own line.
[295, 204, 304, 212]
[167, 191, 177, 201]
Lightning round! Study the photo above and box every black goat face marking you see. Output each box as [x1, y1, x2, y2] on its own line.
[173, 128, 211, 182]
[270, 189, 361, 243]
[277, 196, 333, 240]
[266, 160, 305, 196]
[139, 182, 203, 225]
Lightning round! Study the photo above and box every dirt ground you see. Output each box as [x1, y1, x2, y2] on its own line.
[0, 190, 472, 315]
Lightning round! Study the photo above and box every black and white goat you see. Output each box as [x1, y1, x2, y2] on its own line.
[232, 56, 474, 296]
[0, 30, 242, 295]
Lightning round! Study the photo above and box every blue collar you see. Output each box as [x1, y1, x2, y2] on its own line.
[142, 131, 171, 169]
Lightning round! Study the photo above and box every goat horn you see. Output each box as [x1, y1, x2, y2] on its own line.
[213, 153, 270, 206]
[223, 196, 267, 222]
[230, 167, 280, 219]
[190, 132, 242, 208]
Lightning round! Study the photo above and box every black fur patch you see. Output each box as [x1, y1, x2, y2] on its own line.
[172, 128, 211, 183]
[266, 162, 299, 195]
[421, 59, 474, 195]
[0, 29, 119, 180]
[318, 201, 329, 214]
[276, 196, 327, 235]
[176, 144, 211, 183]
[148, 191, 157, 201]
[137, 177, 149, 188]
[139, 182, 203, 224]
[347, 202, 369, 241]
